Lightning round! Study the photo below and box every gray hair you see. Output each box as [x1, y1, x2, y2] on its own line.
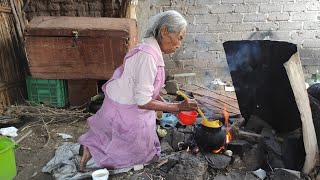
[144, 10, 187, 41]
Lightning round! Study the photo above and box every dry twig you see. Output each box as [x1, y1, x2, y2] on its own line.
[40, 116, 51, 147]
[145, 173, 153, 180]
[5, 104, 92, 131]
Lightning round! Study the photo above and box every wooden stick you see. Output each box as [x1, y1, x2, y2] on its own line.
[13, 0, 25, 32]
[0, 6, 11, 13]
[40, 116, 51, 147]
[156, 158, 169, 168]
[9, 0, 23, 43]
[230, 126, 263, 144]
[15, 130, 32, 144]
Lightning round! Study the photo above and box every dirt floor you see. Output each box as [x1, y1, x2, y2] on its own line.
[12, 115, 170, 180]
[14, 118, 89, 180]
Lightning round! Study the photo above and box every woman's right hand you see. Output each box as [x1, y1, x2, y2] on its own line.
[177, 99, 198, 111]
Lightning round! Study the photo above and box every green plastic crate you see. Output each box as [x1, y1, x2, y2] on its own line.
[26, 77, 68, 107]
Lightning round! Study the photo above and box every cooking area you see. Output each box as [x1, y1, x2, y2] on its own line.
[1, 0, 320, 180]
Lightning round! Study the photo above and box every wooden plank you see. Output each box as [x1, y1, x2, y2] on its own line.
[194, 95, 240, 115]
[197, 101, 238, 118]
[180, 84, 240, 114]
[284, 52, 319, 174]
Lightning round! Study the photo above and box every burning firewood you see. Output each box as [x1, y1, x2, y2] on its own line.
[230, 125, 263, 144]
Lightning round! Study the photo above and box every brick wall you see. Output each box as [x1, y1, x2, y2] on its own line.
[137, 0, 320, 86]
[24, 0, 120, 21]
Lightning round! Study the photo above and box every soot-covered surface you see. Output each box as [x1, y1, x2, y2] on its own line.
[223, 40, 301, 132]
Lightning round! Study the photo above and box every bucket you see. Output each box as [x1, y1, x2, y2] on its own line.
[0, 138, 16, 180]
[178, 111, 198, 125]
[92, 168, 109, 180]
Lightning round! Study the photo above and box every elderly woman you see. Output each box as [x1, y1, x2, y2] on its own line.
[78, 10, 198, 171]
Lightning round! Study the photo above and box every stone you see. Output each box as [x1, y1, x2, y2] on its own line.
[165, 80, 179, 95]
[269, 169, 304, 180]
[165, 154, 208, 180]
[263, 139, 282, 156]
[164, 127, 174, 147]
[260, 127, 275, 139]
[160, 139, 174, 154]
[242, 143, 267, 171]
[160, 158, 179, 173]
[281, 132, 305, 170]
[263, 138, 285, 168]
[172, 128, 185, 151]
[245, 115, 273, 134]
[203, 153, 232, 169]
[213, 171, 259, 180]
[183, 125, 195, 143]
[230, 154, 243, 168]
[227, 139, 251, 156]
[224, 150, 233, 157]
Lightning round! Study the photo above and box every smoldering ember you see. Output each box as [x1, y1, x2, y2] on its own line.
[1, 0, 320, 180]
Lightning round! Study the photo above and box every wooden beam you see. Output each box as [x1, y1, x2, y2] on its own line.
[284, 52, 319, 175]
[0, 6, 11, 13]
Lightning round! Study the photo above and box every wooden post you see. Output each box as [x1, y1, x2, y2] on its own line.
[284, 52, 319, 175]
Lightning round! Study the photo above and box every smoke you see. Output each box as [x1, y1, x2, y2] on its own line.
[225, 41, 262, 73]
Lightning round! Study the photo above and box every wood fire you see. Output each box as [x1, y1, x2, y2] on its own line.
[212, 106, 233, 153]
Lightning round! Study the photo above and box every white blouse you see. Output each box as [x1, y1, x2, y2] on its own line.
[105, 37, 164, 106]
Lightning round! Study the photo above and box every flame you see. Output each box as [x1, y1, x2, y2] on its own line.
[186, 146, 190, 152]
[223, 104, 229, 127]
[226, 131, 232, 143]
[212, 132, 233, 154]
[212, 106, 233, 154]
[213, 146, 224, 153]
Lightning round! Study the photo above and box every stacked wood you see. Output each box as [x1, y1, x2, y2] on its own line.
[0, 0, 27, 113]
[180, 84, 241, 118]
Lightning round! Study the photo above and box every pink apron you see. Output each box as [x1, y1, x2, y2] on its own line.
[78, 43, 165, 169]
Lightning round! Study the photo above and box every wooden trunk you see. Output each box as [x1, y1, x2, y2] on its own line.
[25, 16, 137, 80]
[68, 80, 98, 107]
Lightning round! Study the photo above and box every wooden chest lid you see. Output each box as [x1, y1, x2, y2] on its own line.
[25, 16, 137, 37]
